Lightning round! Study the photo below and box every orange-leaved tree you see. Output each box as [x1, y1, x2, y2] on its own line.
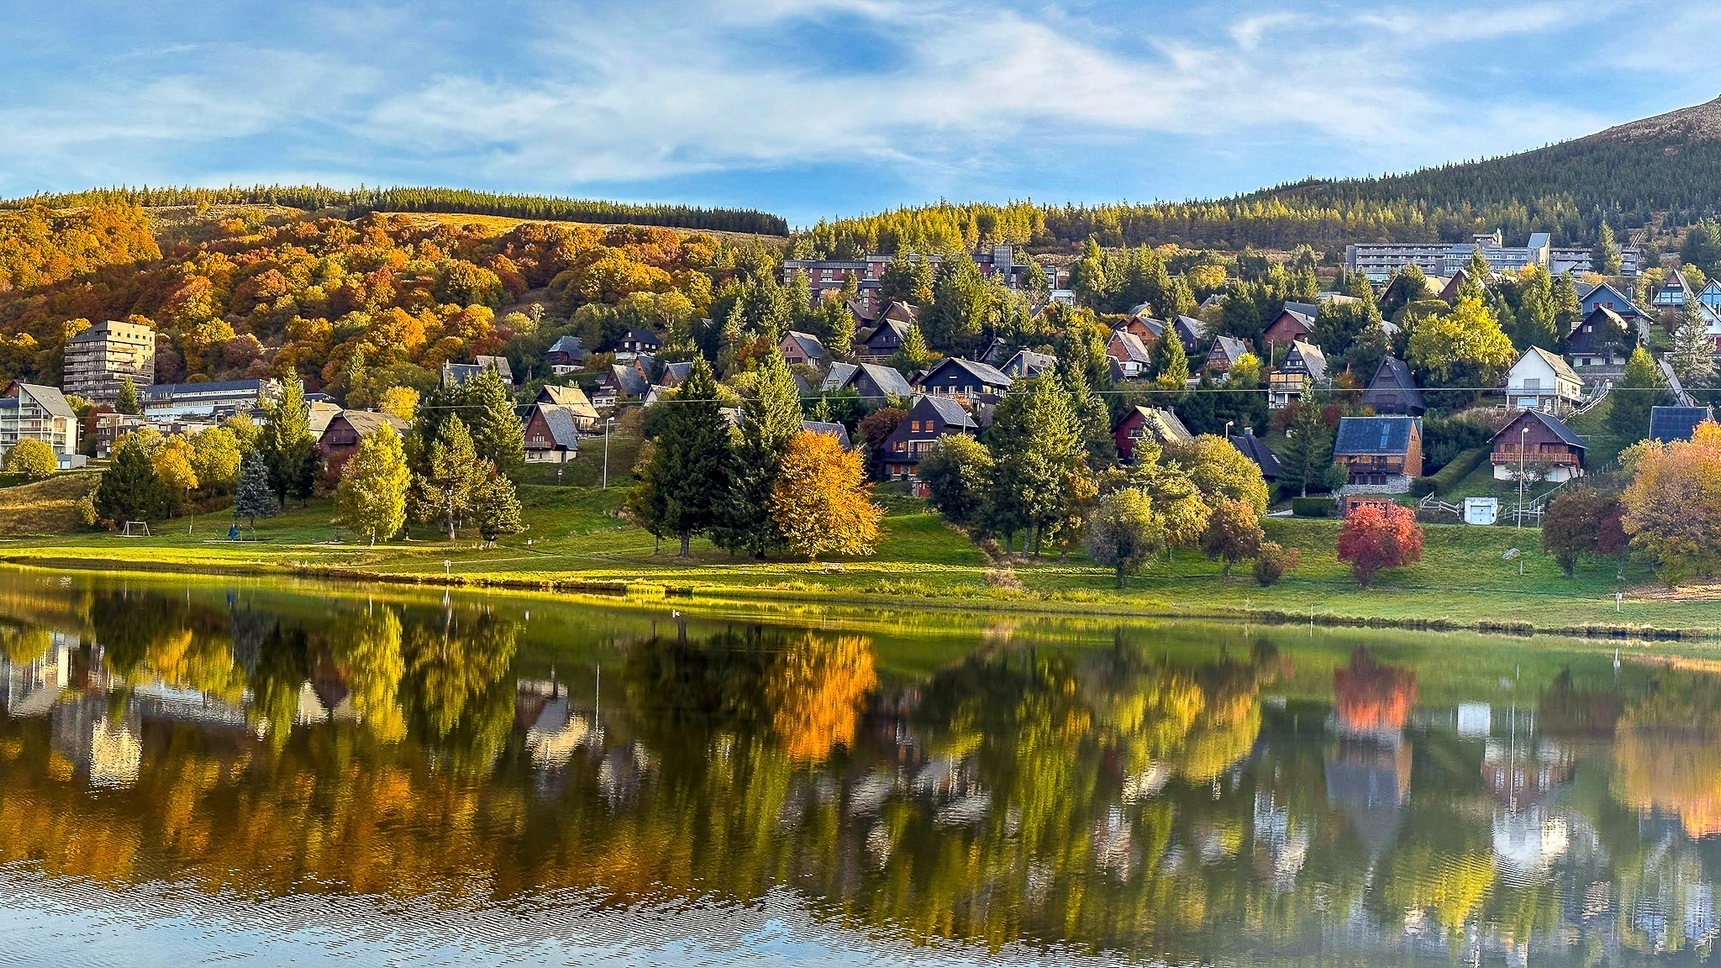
[1336, 502, 1423, 589]
[770, 431, 883, 560]
[1621, 420, 1721, 585]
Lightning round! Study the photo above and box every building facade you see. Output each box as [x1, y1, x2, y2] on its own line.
[63, 320, 156, 402]
[1345, 230, 1641, 282]
[0, 383, 79, 466]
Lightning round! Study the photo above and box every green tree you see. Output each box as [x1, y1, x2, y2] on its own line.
[879, 251, 931, 305]
[714, 350, 802, 558]
[1541, 485, 1612, 577]
[925, 253, 991, 357]
[1168, 435, 1271, 513]
[888, 323, 936, 375]
[1670, 303, 1717, 387]
[461, 368, 525, 472]
[643, 356, 732, 556]
[1280, 402, 1334, 497]
[336, 424, 411, 545]
[918, 435, 994, 526]
[1684, 220, 1721, 280]
[115, 377, 141, 416]
[94, 437, 172, 525]
[261, 373, 316, 506]
[1085, 488, 1165, 588]
[1200, 498, 1265, 576]
[1593, 220, 1624, 276]
[988, 375, 1082, 554]
[471, 465, 524, 547]
[1610, 347, 1670, 442]
[1406, 295, 1518, 401]
[232, 450, 278, 529]
[1070, 237, 1112, 310]
[188, 426, 242, 493]
[1550, 273, 1582, 332]
[413, 415, 480, 540]
[1149, 327, 1188, 400]
[1, 438, 56, 479]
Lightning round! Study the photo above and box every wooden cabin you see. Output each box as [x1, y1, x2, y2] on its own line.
[1491, 409, 1585, 483]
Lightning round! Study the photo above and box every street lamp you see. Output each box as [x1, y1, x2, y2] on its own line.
[1223, 420, 1234, 441]
[602, 417, 614, 489]
[1516, 425, 1529, 530]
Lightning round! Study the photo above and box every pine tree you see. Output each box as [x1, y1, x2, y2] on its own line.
[1280, 402, 1334, 497]
[987, 375, 1082, 555]
[94, 437, 172, 525]
[261, 373, 316, 506]
[1551, 273, 1582, 332]
[471, 465, 524, 547]
[643, 356, 732, 556]
[1670, 304, 1717, 388]
[925, 253, 990, 357]
[714, 351, 803, 558]
[889, 323, 935, 376]
[413, 415, 480, 540]
[1610, 346, 1670, 441]
[1070, 237, 1112, 310]
[232, 450, 278, 529]
[115, 377, 141, 416]
[335, 425, 410, 545]
[1150, 327, 1189, 401]
[1593, 221, 1623, 276]
[462, 368, 525, 471]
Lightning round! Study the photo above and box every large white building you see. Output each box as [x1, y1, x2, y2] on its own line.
[62, 320, 156, 402]
[1346, 230, 1641, 282]
[0, 383, 80, 467]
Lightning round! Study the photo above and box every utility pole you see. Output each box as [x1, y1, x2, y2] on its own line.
[1516, 425, 1528, 529]
[602, 418, 612, 489]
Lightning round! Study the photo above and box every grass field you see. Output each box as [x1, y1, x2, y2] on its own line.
[2, 475, 1713, 639]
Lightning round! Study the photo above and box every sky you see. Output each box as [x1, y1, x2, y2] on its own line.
[4, 0, 1721, 227]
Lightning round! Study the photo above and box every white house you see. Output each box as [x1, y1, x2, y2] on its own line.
[0, 383, 80, 468]
[1504, 347, 1584, 414]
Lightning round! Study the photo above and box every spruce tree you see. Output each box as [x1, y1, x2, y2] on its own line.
[1670, 304, 1717, 388]
[232, 450, 279, 529]
[95, 437, 172, 525]
[462, 368, 525, 472]
[115, 377, 141, 416]
[261, 373, 316, 506]
[714, 351, 803, 558]
[926, 253, 989, 357]
[1609, 347, 1670, 442]
[413, 416, 480, 540]
[1593, 221, 1623, 276]
[1281, 401, 1334, 497]
[987, 375, 1082, 555]
[1550, 273, 1583, 332]
[471, 465, 524, 547]
[644, 356, 732, 556]
[1150, 327, 1189, 401]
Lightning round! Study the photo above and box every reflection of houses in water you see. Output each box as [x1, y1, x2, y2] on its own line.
[1482, 705, 1578, 876]
[516, 677, 606, 770]
[1331, 648, 1418, 741]
[49, 695, 142, 789]
[1, 633, 76, 718]
[1324, 738, 1412, 859]
[1252, 790, 1310, 889]
[912, 757, 991, 827]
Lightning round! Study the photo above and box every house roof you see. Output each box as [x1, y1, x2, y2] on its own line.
[607, 363, 648, 397]
[879, 301, 919, 324]
[1119, 313, 1166, 336]
[1579, 282, 1648, 318]
[548, 335, 587, 358]
[1173, 315, 1209, 343]
[782, 330, 828, 360]
[532, 405, 584, 448]
[1228, 432, 1282, 479]
[1495, 409, 1586, 450]
[1209, 335, 1250, 363]
[337, 410, 410, 437]
[1118, 406, 1193, 445]
[622, 328, 660, 345]
[143, 379, 271, 399]
[11, 383, 75, 418]
[833, 362, 913, 398]
[821, 361, 858, 392]
[1004, 349, 1056, 377]
[923, 357, 1013, 388]
[307, 400, 344, 436]
[863, 318, 912, 348]
[800, 419, 852, 449]
[537, 384, 599, 419]
[1284, 340, 1327, 382]
[1334, 416, 1419, 456]
[917, 394, 978, 430]
[1650, 406, 1714, 443]
[660, 361, 695, 384]
[1280, 302, 1318, 324]
[1109, 330, 1152, 363]
[1518, 345, 1582, 386]
[1366, 356, 1423, 410]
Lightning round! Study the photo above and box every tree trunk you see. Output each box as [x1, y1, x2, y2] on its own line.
[680, 532, 692, 557]
[1116, 563, 1126, 589]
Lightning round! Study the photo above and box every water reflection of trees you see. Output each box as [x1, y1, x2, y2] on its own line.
[1614, 671, 1721, 839]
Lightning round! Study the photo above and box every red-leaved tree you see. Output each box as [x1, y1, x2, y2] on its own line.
[1336, 503, 1424, 588]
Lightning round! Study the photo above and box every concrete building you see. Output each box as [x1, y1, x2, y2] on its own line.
[0, 382, 79, 467]
[142, 379, 281, 419]
[782, 245, 1047, 319]
[1345, 230, 1641, 282]
[63, 320, 156, 402]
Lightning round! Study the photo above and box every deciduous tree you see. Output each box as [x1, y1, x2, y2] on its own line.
[918, 435, 994, 526]
[1621, 421, 1721, 584]
[1, 438, 56, 479]
[1200, 498, 1265, 576]
[1336, 502, 1424, 588]
[1541, 485, 1613, 577]
[336, 424, 410, 545]
[1085, 488, 1165, 589]
[770, 431, 882, 559]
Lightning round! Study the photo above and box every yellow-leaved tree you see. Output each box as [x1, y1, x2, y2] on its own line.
[1621, 420, 1721, 584]
[769, 431, 882, 560]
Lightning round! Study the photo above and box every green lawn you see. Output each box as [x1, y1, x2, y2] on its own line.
[2, 482, 1713, 639]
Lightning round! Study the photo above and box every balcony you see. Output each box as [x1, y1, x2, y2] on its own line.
[1492, 448, 1580, 466]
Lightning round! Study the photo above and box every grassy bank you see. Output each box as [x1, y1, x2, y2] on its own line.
[0, 481, 1713, 639]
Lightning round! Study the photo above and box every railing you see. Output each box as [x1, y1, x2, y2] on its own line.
[1492, 448, 1581, 466]
[1571, 380, 1613, 416]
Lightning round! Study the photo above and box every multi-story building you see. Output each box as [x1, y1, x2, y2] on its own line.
[62, 320, 156, 402]
[0, 383, 79, 466]
[1345, 230, 1641, 282]
[782, 245, 1047, 319]
[142, 379, 282, 419]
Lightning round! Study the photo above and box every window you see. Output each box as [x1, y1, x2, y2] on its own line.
[910, 420, 921, 432]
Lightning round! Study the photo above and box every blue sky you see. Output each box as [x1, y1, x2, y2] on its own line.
[3, 0, 1719, 226]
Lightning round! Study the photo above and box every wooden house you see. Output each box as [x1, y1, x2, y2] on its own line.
[534, 385, 599, 431]
[1262, 302, 1316, 350]
[523, 404, 584, 463]
[914, 357, 1013, 402]
[880, 396, 977, 481]
[1565, 306, 1632, 368]
[318, 410, 410, 463]
[779, 331, 828, 368]
[857, 318, 911, 361]
[616, 328, 660, 357]
[546, 335, 588, 374]
[593, 362, 648, 409]
[1115, 314, 1164, 347]
[1437, 268, 1476, 303]
[1362, 356, 1424, 416]
[1172, 315, 1210, 356]
[1229, 431, 1281, 482]
[1578, 282, 1648, 321]
[1000, 349, 1056, 379]
[1106, 330, 1152, 378]
[441, 355, 514, 389]
[800, 419, 852, 450]
[1505, 347, 1584, 414]
[657, 361, 695, 389]
[1491, 409, 1585, 483]
[1269, 340, 1326, 409]
[1112, 406, 1193, 463]
[821, 361, 914, 401]
[1204, 335, 1252, 376]
[1652, 271, 1697, 309]
[1333, 416, 1422, 492]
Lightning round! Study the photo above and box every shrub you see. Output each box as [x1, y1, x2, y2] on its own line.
[1253, 542, 1300, 587]
[1, 439, 57, 480]
[1422, 417, 1492, 471]
[1419, 445, 1490, 498]
[1291, 496, 1334, 517]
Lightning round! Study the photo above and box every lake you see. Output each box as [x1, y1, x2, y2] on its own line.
[0, 567, 1715, 966]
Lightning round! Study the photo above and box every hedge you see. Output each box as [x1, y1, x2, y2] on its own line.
[1291, 496, 1335, 517]
[1414, 445, 1491, 498]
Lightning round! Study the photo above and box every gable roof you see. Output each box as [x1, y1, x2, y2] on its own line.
[1229, 432, 1282, 479]
[1004, 349, 1056, 377]
[307, 400, 344, 436]
[337, 410, 410, 438]
[659, 361, 695, 385]
[829, 362, 914, 398]
[1109, 330, 1152, 363]
[800, 419, 852, 449]
[922, 357, 1013, 389]
[1173, 315, 1209, 347]
[1282, 340, 1327, 382]
[548, 335, 587, 358]
[821, 361, 858, 392]
[782, 330, 828, 360]
[1118, 406, 1193, 445]
[1365, 356, 1423, 409]
[1209, 335, 1250, 363]
[862, 318, 912, 348]
[1578, 281, 1648, 317]
[1280, 302, 1318, 324]
[607, 363, 648, 397]
[621, 328, 660, 346]
[1650, 406, 1714, 443]
[536, 384, 599, 419]
[1494, 409, 1585, 450]
[1334, 416, 1419, 456]
[11, 383, 75, 419]
[531, 405, 584, 447]
[1516, 345, 1582, 385]
[915, 394, 978, 430]
[878, 300, 919, 325]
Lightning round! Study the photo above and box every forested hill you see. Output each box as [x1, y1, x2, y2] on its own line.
[793, 96, 1721, 258]
[0, 186, 790, 237]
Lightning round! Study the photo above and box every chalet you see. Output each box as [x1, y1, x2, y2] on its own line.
[857, 318, 912, 360]
[318, 410, 410, 463]
[1701, 279, 1721, 310]
[878, 300, 919, 328]
[1106, 330, 1153, 378]
[1112, 406, 1193, 463]
[1564, 306, 1632, 368]
[1578, 282, 1648, 321]
[1362, 356, 1424, 416]
[1172, 315, 1210, 356]
[1262, 303, 1315, 350]
[1204, 335, 1251, 376]
[779, 331, 828, 368]
[880, 396, 977, 481]
[1333, 416, 1423, 492]
[593, 362, 648, 409]
[1000, 349, 1056, 379]
[535, 385, 600, 432]
[1491, 409, 1585, 483]
[523, 404, 584, 463]
[1649, 405, 1715, 443]
[800, 419, 852, 450]
[441, 355, 514, 388]
[616, 329, 660, 358]
[1268, 340, 1327, 409]
[914, 358, 1013, 402]
[657, 361, 695, 389]
[546, 335, 588, 374]
[1380, 272, 1435, 308]
[821, 361, 914, 401]
[1115, 314, 1164, 347]
[1228, 431, 1281, 483]
[1652, 271, 1697, 309]
[1437, 269, 1475, 303]
[1505, 347, 1584, 414]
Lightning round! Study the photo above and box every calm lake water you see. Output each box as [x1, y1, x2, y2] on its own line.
[0, 569, 1716, 966]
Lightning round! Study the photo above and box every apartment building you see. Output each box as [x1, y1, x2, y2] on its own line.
[0, 383, 80, 466]
[782, 245, 1046, 318]
[1345, 230, 1641, 282]
[141, 379, 282, 418]
[63, 320, 156, 402]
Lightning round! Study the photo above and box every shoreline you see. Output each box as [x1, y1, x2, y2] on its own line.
[3, 551, 1709, 643]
